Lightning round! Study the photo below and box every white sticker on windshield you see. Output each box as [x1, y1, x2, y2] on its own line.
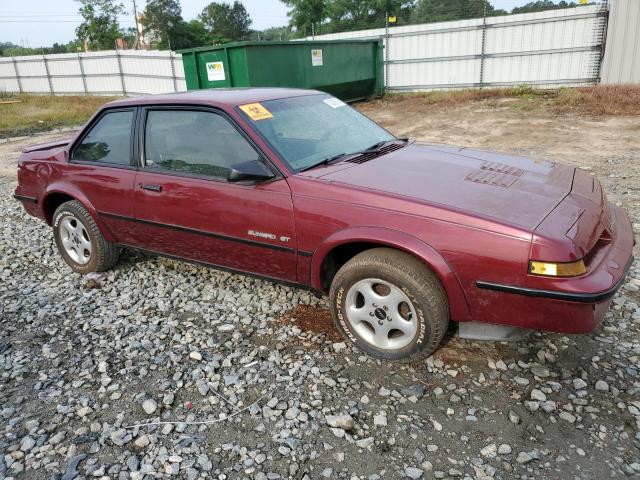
[323, 97, 346, 108]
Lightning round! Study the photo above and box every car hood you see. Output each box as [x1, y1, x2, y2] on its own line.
[301, 143, 576, 230]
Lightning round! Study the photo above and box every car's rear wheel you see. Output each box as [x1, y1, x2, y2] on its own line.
[53, 200, 119, 274]
[329, 248, 449, 360]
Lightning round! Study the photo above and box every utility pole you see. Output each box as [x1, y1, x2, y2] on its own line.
[132, 0, 140, 49]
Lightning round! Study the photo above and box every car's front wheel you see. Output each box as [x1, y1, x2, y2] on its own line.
[53, 200, 119, 274]
[329, 248, 449, 360]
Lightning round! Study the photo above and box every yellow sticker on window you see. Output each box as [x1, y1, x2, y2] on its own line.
[239, 103, 273, 121]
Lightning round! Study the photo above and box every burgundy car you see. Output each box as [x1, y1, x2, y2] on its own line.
[14, 88, 634, 359]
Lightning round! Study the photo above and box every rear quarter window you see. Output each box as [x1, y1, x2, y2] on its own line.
[71, 110, 134, 165]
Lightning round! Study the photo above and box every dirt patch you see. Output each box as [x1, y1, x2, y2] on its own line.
[279, 304, 342, 342]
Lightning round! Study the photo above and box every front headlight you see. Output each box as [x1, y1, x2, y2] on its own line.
[529, 259, 587, 277]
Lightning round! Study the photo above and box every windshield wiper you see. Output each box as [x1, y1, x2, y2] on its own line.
[361, 137, 409, 153]
[299, 138, 410, 173]
[299, 152, 351, 172]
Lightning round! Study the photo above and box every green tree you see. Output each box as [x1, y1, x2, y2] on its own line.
[411, 0, 506, 23]
[75, 0, 125, 50]
[326, 0, 415, 31]
[282, 0, 326, 36]
[141, 0, 182, 49]
[512, 1, 578, 14]
[200, 1, 252, 43]
[248, 26, 294, 41]
[170, 20, 211, 49]
[1, 40, 84, 56]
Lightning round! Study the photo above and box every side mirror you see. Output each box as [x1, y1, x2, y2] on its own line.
[227, 159, 275, 183]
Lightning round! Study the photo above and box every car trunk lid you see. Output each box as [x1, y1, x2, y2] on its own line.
[22, 138, 71, 154]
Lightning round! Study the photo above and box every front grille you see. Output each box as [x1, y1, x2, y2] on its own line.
[346, 143, 405, 164]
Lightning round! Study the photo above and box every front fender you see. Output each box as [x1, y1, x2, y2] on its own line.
[310, 226, 471, 322]
[41, 184, 116, 242]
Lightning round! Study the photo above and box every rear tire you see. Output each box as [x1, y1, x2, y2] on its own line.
[53, 200, 119, 274]
[329, 248, 449, 360]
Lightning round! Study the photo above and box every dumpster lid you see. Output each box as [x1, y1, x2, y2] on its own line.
[177, 38, 383, 54]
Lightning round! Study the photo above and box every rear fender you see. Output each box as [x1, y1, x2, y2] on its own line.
[41, 184, 116, 242]
[311, 226, 471, 322]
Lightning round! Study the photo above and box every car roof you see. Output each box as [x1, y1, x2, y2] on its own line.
[104, 87, 323, 109]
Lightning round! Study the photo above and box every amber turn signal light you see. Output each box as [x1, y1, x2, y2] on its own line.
[529, 259, 587, 277]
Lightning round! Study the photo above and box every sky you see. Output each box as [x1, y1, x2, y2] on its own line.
[0, 0, 531, 48]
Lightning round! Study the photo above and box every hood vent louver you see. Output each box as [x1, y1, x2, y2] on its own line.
[346, 143, 405, 164]
[465, 161, 524, 188]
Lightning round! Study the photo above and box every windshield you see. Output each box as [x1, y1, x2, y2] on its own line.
[237, 93, 395, 172]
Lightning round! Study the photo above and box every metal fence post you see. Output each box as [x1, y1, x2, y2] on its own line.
[115, 49, 126, 95]
[479, 0, 488, 87]
[170, 51, 178, 92]
[595, 0, 609, 84]
[11, 56, 23, 93]
[42, 53, 54, 94]
[78, 53, 88, 93]
[385, 12, 390, 91]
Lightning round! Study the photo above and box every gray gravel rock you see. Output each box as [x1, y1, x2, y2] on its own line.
[405, 466, 424, 479]
[516, 452, 535, 464]
[498, 444, 512, 455]
[142, 398, 157, 415]
[0, 168, 638, 480]
[325, 414, 355, 431]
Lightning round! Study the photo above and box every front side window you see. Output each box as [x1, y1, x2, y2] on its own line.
[237, 94, 395, 172]
[71, 110, 133, 165]
[144, 110, 261, 179]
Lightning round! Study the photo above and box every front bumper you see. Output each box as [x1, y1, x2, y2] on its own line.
[476, 255, 633, 304]
[475, 204, 635, 334]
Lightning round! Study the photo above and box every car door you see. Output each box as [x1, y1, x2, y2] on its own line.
[131, 106, 298, 282]
[67, 107, 139, 245]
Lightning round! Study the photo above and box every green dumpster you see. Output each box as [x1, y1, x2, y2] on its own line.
[179, 40, 384, 102]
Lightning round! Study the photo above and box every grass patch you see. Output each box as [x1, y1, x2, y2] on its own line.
[551, 86, 640, 116]
[0, 93, 120, 138]
[374, 85, 640, 116]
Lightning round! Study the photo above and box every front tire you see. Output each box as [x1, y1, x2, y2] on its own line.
[53, 200, 119, 274]
[329, 248, 449, 360]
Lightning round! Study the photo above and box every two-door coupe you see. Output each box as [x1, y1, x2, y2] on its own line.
[14, 88, 634, 359]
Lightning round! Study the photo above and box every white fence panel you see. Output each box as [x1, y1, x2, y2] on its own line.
[601, 0, 640, 84]
[304, 4, 607, 91]
[0, 50, 186, 96]
[0, 3, 627, 96]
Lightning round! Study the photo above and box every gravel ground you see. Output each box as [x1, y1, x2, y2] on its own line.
[1, 103, 640, 480]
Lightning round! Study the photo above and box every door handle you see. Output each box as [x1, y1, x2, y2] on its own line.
[140, 184, 162, 192]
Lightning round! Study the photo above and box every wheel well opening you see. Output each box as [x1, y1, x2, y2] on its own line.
[320, 242, 384, 292]
[43, 193, 75, 225]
